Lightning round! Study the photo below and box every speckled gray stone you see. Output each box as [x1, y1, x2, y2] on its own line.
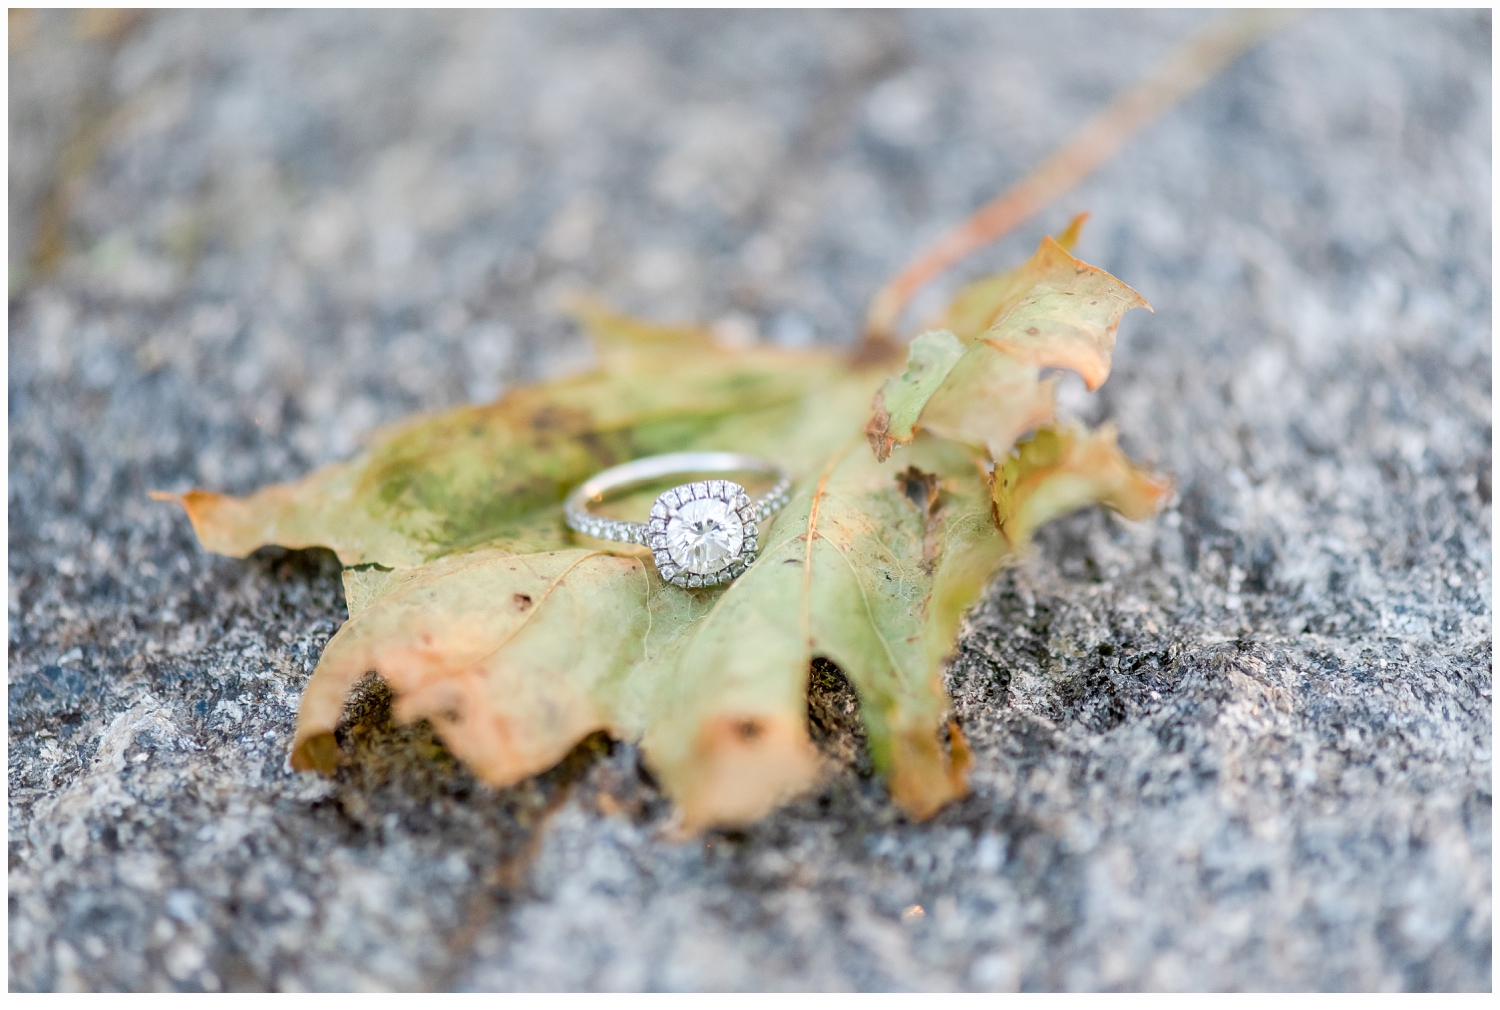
[8, 9, 1490, 991]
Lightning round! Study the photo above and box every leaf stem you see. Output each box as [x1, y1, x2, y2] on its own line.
[861, 9, 1298, 345]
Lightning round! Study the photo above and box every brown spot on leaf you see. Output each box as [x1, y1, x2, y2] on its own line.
[514, 593, 534, 611]
[527, 405, 571, 432]
[576, 429, 623, 469]
[665, 713, 821, 831]
[897, 466, 946, 570]
[866, 395, 895, 462]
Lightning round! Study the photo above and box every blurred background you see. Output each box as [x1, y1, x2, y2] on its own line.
[9, 9, 1491, 991]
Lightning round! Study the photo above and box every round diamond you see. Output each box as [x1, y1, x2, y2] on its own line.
[664, 496, 744, 575]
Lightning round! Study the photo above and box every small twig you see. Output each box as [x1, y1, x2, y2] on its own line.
[862, 9, 1299, 345]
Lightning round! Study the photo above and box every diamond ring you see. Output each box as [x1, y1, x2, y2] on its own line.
[563, 452, 792, 588]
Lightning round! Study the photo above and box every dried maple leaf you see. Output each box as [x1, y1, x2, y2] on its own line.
[153, 8, 1295, 831]
[156, 229, 1168, 831]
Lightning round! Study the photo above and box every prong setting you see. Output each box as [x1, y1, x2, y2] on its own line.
[563, 453, 792, 589]
[650, 480, 758, 589]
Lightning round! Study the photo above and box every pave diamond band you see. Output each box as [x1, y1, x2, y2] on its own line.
[563, 452, 792, 588]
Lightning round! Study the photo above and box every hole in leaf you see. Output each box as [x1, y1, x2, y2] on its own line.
[806, 658, 873, 778]
[896, 465, 942, 515]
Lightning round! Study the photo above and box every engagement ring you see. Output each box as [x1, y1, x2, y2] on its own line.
[563, 452, 792, 588]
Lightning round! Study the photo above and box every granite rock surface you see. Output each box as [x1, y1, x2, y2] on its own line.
[8, 9, 1491, 991]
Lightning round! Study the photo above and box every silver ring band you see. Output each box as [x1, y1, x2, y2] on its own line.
[564, 452, 792, 588]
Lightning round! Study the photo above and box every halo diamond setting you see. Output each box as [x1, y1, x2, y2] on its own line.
[649, 480, 758, 588]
